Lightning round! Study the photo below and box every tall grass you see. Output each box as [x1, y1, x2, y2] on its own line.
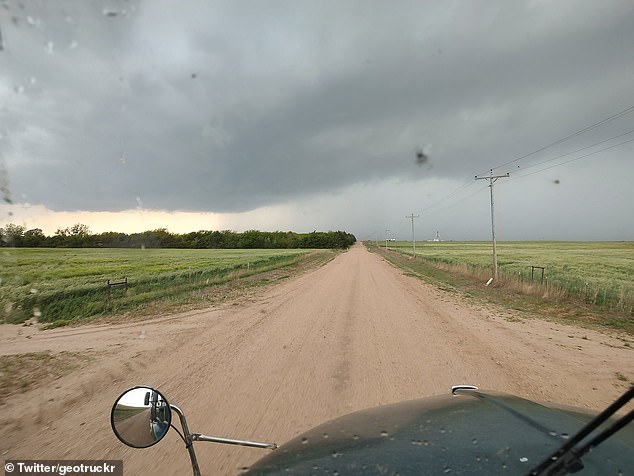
[0, 248, 310, 324]
[388, 241, 634, 315]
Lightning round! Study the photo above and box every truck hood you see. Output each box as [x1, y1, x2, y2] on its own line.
[246, 390, 634, 475]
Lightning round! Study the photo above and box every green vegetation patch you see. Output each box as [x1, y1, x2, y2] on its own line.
[388, 241, 634, 315]
[0, 248, 312, 324]
[373, 243, 634, 335]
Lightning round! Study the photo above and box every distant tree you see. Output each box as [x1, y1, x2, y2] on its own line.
[1, 223, 26, 246]
[55, 223, 92, 247]
[23, 228, 46, 247]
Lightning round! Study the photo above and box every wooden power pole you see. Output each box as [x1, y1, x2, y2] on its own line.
[475, 170, 509, 280]
[405, 213, 419, 256]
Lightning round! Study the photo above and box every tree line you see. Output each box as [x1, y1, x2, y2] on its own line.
[0, 223, 356, 249]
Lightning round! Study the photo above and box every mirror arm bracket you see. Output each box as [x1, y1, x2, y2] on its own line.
[191, 433, 278, 450]
[170, 404, 201, 476]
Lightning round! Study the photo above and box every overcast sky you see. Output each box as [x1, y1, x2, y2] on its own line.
[1, 0, 633, 240]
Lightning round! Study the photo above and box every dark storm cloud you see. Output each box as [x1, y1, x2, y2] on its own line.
[1, 0, 633, 213]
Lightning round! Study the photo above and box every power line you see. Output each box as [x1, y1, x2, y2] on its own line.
[510, 137, 634, 181]
[421, 179, 476, 213]
[423, 183, 488, 216]
[508, 128, 634, 175]
[483, 104, 634, 174]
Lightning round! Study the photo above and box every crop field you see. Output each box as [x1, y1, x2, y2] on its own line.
[388, 241, 634, 314]
[0, 248, 311, 325]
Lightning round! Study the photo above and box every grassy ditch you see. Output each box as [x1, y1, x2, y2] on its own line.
[372, 243, 634, 336]
[387, 241, 634, 315]
[1, 248, 326, 325]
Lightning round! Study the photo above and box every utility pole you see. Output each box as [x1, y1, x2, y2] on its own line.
[385, 229, 390, 250]
[475, 170, 509, 280]
[405, 213, 419, 256]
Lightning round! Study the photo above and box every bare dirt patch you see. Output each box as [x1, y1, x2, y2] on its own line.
[0, 351, 93, 404]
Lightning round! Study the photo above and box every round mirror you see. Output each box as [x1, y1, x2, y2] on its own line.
[111, 386, 172, 448]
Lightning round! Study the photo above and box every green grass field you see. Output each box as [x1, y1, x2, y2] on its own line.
[0, 248, 311, 325]
[387, 241, 634, 314]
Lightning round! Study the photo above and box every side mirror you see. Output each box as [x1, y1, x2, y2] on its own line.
[111, 386, 172, 448]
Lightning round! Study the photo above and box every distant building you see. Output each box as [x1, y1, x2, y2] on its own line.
[429, 231, 442, 242]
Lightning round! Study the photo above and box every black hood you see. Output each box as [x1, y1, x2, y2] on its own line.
[246, 390, 634, 475]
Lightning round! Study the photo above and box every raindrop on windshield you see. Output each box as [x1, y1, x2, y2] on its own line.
[45, 41, 54, 54]
[301, 437, 308, 445]
[519, 457, 528, 463]
[380, 430, 389, 437]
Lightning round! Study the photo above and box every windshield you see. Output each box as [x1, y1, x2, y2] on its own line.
[1, 2, 633, 475]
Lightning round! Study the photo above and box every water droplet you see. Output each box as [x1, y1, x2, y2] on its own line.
[332, 451, 343, 459]
[102, 8, 118, 17]
[29, 77, 36, 85]
[322, 433, 329, 439]
[301, 437, 308, 445]
[472, 438, 478, 446]
[68, 41, 78, 50]
[519, 457, 528, 463]
[380, 430, 389, 437]
[549, 431, 557, 437]
[443, 467, 452, 473]
[561, 433, 570, 440]
[352, 434, 359, 440]
[26, 16, 35, 26]
[30, 288, 38, 294]
[45, 41, 54, 54]
[439, 428, 446, 434]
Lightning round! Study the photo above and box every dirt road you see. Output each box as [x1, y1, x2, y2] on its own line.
[1, 244, 632, 474]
